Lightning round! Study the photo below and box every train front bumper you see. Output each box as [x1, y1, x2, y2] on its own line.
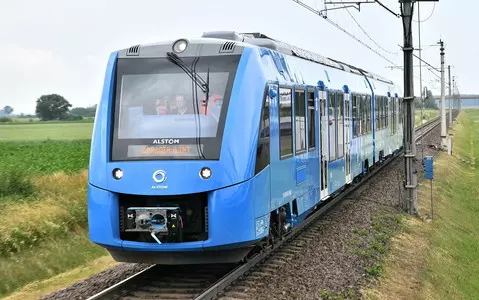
[87, 180, 268, 262]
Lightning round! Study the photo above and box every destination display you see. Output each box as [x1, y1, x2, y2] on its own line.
[127, 144, 204, 158]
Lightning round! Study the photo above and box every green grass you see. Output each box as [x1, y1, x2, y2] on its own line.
[418, 110, 479, 300]
[2, 117, 94, 124]
[363, 109, 479, 300]
[0, 118, 102, 297]
[0, 140, 91, 175]
[415, 108, 439, 126]
[0, 230, 107, 297]
[0, 123, 93, 141]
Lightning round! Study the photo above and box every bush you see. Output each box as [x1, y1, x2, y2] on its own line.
[0, 169, 35, 198]
[0, 117, 12, 123]
[61, 114, 84, 121]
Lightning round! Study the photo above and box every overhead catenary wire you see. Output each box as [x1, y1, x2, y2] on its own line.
[322, 16, 398, 66]
[293, 0, 398, 66]
[413, 2, 436, 23]
[340, 0, 398, 55]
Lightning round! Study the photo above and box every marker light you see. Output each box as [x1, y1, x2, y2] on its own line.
[200, 167, 212, 180]
[112, 168, 123, 180]
[173, 39, 188, 53]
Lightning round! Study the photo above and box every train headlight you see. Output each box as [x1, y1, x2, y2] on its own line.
[199, 167, 212, 180]
[112, 168, 123, 180]
[172, 39, 188, 53]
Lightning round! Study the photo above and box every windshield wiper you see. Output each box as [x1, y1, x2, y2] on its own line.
[166, 52, 209, 98]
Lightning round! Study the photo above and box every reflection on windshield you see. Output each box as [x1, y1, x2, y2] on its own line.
[111, 54, 240, 161]
[117, 72, 228, 139]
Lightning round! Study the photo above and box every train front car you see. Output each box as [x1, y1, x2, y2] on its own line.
[87, 37, 269, 264]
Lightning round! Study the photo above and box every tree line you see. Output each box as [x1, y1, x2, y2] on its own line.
[1, 94, 97, 121]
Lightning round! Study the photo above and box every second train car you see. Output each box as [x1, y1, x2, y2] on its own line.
[87, 31, 404, 264]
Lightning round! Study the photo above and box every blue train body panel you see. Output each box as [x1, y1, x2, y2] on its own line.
[87, 31, 404, 264]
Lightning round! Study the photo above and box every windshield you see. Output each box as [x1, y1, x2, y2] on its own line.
[111, 54, 241, 161]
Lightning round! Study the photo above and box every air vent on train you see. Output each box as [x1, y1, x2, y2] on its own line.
[126, 45, 140, 56]
[219, 41, 236, 53]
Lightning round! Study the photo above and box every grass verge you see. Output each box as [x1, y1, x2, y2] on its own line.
[0, 231, 108, 298]
[363, 110, 479, 300]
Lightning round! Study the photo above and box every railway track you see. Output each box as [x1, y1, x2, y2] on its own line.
[87, 116, 443, 300]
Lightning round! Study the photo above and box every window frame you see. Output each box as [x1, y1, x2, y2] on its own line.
[294, 86, 307, 155]
[279, 86, 293, 160]
[328, 91, 336, 161]
[307, 88, 316, 152]
[255, 86, 271, 174]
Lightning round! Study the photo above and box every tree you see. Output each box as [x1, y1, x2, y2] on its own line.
[424, 90, 438, 110]
[414, 90, 438, 110]
[71, 105, 97, 118]
[3, 106, 13, 115]
[35, 94, 72, 121]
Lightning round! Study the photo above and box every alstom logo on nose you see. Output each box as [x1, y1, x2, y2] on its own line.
[152, 170, 167, 183]
[152, 139, 180, 145]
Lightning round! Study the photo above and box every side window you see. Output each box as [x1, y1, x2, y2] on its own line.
[279, 87, 293, 159]
[337, 92, 344, 158]
[361, 95, 366, 135]
[375, 96, 379, 130]
[255, 91, 270, 174]
[380, 97, 384, 129]
[367, 95, 372, 132]
[294, 88, 306, 155]
[399, 98, 403, 124]
[386, 97, 389, 128]
[328, 92, 337, 161]
[307, 89, 315, 151]
[352, 94, 357, 137]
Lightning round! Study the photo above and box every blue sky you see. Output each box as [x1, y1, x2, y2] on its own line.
[0, 0, 475, 114]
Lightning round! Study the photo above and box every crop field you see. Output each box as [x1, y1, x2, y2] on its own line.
[0, 121, 103, 297]
[0, 122, 93, 141]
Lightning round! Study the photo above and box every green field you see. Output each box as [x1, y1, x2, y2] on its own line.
[415, 108, 439, 126]
[0, 120, 101, 297]
[364, 109, 479, 300]
[0, 123, 93, 141]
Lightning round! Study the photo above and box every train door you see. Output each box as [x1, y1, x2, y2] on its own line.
[345, 92, 352, 183]
[319, 89, 328, 199]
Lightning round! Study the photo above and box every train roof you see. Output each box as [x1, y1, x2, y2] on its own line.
[201, 31, 394, 85]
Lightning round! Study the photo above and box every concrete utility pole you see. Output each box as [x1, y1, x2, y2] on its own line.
[448, 65, 452, 126]
[439, 40, 447, 149]
[401, 0, 417, 215]
[418, 3, 424, 124]
[453, 76, 456, 110]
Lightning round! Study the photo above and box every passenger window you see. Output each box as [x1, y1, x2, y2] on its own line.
[294, 88, 307, 155]
[337, 93, 344, 158]
[255, 91, 270, 174]
[279, 87, 293, 159]
[366, 96, 372, 132]
[307, 89, 315, 151]
[380, 97, 384, 129]
[385, 97, 389, 128]
[328, 92, 337, 161]
[361, 95, 366, 135]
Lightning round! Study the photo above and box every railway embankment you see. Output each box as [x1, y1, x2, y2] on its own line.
[363, 110, 479, 300]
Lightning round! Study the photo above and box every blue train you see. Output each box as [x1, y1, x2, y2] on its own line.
[87, 31, 404, 264]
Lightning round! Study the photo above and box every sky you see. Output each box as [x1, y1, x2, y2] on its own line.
[0, 0, 476, 114]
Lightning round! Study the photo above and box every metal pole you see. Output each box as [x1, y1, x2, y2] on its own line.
[401, 0, 417, 215]
[448, 65, 452, 126]
[418, 3, 424, 124]
[430, 179, 434, 219]
[440, 40, 447, 149]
